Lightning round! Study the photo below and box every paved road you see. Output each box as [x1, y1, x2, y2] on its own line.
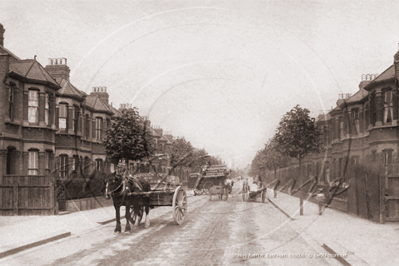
[5, 182, 330, 266]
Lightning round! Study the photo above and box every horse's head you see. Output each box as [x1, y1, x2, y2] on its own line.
[104, 173, 124, 199]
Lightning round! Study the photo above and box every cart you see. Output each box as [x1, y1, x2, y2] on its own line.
[126, 173, 187, 225]
[193, 164, 229, 198]
[209, 185, 229, 201]
[246, 186, 268, 203]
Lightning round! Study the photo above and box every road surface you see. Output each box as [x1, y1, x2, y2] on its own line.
[5, 180, 330, 266]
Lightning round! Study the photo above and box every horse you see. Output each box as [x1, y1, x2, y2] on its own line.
[104, 173, 152, 233]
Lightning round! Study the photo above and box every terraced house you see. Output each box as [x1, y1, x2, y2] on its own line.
[0, 24, 176, 215]
[268, 47, 399, 223]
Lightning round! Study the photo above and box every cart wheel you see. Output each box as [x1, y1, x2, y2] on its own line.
[130, 208, 143, 225]
[203, 181, 213, 195]
[173, 186, 187, 225]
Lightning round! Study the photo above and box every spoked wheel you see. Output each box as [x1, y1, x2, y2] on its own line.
[173, 186, 187, 225]
[130, 208, 143, 225]
[203, 181, 213, 195]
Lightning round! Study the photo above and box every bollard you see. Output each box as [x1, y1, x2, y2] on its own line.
[300, 197, 304, 215]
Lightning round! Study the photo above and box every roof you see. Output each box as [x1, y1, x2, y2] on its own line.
[345, 88, 368, 104]
[150, 128, 160, 137]
[364, 65, 395, 91]
[164, 134, 173, 143]
[9, 59, 60, 89]
[373, 65, 394, 82]
[107, 104, 122, 117]
[85, 94, 113, 115]
[0, 45, 21, 61]
[58, 78, 85, 99]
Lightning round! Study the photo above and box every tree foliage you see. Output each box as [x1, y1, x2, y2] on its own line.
[103, 108, 155, 162]
[274, 105, 322, 163]
[249, 137, 290, 177]
[170, 137, 194, 167]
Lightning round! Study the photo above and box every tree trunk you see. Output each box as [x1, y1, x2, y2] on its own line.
[299, 156, 304, 215]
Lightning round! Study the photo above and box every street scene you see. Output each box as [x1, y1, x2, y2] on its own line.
[2, 1, 399, 265]
[0, 179, 358, 266]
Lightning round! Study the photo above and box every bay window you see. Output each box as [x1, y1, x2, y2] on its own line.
[59, 103, 67, 131]
[8, 86, 14, 120]
[28, 150, 39, 175]
[28, 90, 39, 123]
[59, 155, 68, 178]
[45, 94, 49, 125]
[384, 90, 393, 124]
[96, 117, 103, 140]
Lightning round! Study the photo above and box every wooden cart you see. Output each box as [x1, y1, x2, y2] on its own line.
[128, 183, 187, 225]
[194, 164, 229, 199]
[246, 186, 268, 203]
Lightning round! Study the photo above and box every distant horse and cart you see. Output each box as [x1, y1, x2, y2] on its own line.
[189, 165, 232, 201]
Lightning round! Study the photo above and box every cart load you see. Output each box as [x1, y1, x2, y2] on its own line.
[193, 164, 230, 195]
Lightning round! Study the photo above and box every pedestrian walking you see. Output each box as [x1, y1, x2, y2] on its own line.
[313, 188, 326, 215]
[242, 177, 250, 201]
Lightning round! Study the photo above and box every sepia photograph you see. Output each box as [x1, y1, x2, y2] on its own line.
[0, 0, 399, 265]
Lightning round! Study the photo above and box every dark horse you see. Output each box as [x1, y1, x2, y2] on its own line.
[104, 173, 151, 233]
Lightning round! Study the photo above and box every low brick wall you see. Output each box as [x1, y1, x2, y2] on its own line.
[65, 196, 113, 212]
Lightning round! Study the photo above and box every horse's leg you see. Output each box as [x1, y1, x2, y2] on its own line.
[133, 205, 140, 227]
[114, 204, 121, 233]
[144, 205, 150, 228]
[124, 202, 131, 233]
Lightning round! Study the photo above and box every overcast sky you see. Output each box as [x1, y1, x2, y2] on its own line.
[2, 0, 399, 169]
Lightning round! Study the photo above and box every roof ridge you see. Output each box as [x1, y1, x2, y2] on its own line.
[25, 59, 36, 78]
[0, 45, 22, 60]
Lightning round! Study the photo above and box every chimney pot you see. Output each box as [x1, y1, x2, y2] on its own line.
[0, 23, 5, 47]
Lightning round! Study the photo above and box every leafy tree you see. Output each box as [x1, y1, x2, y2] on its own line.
[170, 137, 194, 166]
[274, 105, 322, 180]
[103, 107, 155, 163]
[263, 138, 290, 178]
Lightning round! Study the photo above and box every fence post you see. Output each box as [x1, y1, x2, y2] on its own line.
[379, 173, 385, 224]
[300, 196, 304, 215]
[13, 184, 18, 216]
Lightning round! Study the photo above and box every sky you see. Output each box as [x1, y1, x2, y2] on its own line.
[2, 0, 399, 169]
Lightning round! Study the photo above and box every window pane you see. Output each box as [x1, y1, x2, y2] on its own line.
[59, 118, 67, 129]
[28, 107, 38, 123]
[28, 91, 38, 106]
[9, 87, 13, 103]
[45, 94, 49, 109]
[45, 110, 49, 125]
[59, 104, 67, 117]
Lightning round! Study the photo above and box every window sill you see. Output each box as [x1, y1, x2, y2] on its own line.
[5, 120, 21, 126]
[23, 124, 56, 130]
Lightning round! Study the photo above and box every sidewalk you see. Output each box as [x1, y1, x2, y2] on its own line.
[0, 188, 194, 259]
[267, 190, 399, 266]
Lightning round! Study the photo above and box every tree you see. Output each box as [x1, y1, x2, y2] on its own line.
[274, 105, 322, 179]
[263, 138, 290, 178]
[103, 108, 155, 163]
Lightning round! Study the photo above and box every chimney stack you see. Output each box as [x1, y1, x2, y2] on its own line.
[44, 58, 70, 83]
[394, 43, 399, 81]
[90, 86, 109, 105]
[0, 24, 5, 47]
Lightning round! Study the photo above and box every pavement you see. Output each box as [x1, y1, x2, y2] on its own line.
[265, 189, 399, 266]
[0, 188, 194, 261]
[1, 185, 399, 265]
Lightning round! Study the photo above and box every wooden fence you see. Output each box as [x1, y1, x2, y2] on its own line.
[0, 175, 56, 216]
[262, 159, 399, 223]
